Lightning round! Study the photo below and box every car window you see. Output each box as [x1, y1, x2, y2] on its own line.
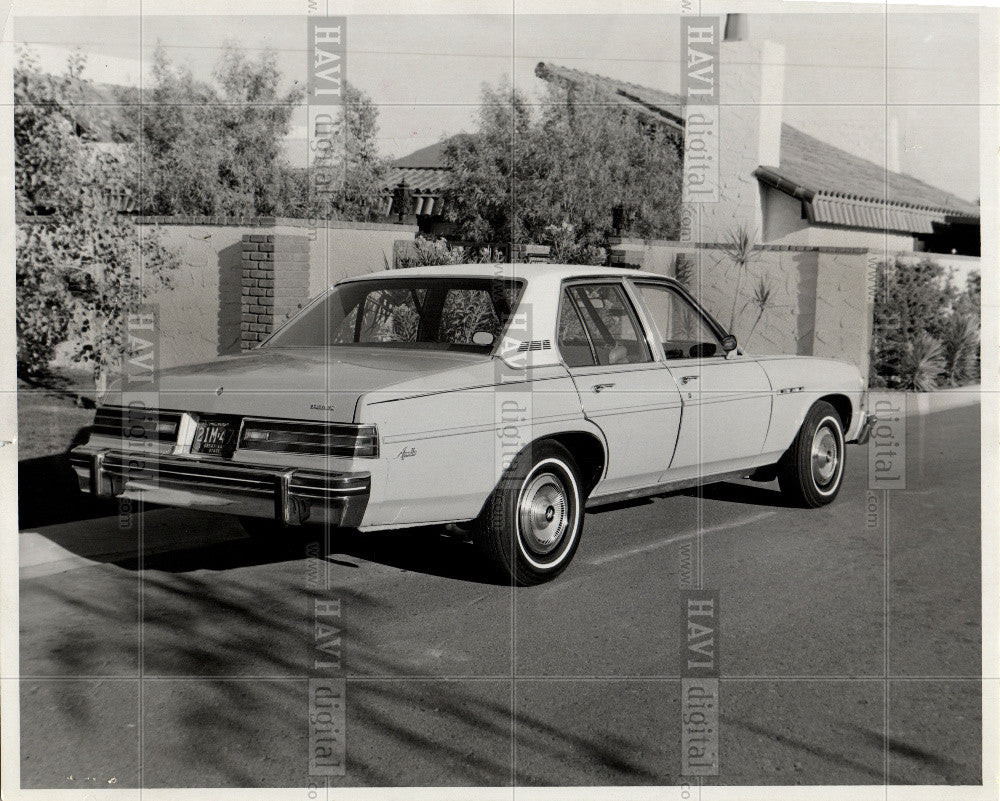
[438, 288, 506, 345]
[557, 291, 596, 367]
[350, 287, 426, 343]
[633, 282, 723, 360]
[565, 284, 651, 366]
[266, 278, 522, 352]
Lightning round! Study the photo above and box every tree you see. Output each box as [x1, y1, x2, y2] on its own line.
[250, 82, 391, 222]
[16, 50, 177, 381]
[443, 79, 683, 255]
[444, 80, 539, 247]
[120, 42, 303, 217]
[534, 83, 682, 246]
[328, 83, 391, 220]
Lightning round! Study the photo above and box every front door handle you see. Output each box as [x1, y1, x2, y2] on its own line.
[680, 375, 699, 385]
[592, 383, 615, 393]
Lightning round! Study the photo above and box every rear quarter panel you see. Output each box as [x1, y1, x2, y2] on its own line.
[356, 362, 593, 528]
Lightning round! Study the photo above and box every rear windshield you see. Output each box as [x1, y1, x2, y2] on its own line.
[264, 276, 524, 353]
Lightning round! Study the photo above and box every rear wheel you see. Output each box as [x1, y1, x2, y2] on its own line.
[778, 401, 846, 507]
[473, 441, 585, 585]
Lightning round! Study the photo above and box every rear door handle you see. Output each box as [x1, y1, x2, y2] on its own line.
[680, 375, 699, 385]
[592, 383, 615, 393]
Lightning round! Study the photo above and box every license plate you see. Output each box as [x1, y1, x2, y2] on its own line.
[191, 419, 239, 457]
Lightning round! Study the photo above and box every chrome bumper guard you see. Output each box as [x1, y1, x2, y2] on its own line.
[851, 412, 875, 445]
[69, 446, 370, 528]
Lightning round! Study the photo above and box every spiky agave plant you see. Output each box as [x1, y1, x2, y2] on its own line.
[742, 276, 774, 347]
[898, 332, 944, 391]
[722, 225, 758, 333]
[940, 312, 979, 387]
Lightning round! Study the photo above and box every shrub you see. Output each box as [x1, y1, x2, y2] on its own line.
[940, 312, 979, 387]
[870, 257, 957, 388]
[16, 50, 178, 382]
[897, 332, 945, 391]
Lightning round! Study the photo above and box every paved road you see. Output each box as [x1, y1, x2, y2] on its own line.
[18, 403, 982, 788]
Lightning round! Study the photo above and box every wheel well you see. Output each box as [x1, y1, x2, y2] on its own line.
[819, 393, 852, 432]
[544, 432, 606, 496]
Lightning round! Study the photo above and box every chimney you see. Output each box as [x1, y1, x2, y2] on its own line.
[681, 17, 786, 243]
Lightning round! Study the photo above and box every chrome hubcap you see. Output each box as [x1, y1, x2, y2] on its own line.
[811, 425, 840, 487]
[518, 472, 569, 556]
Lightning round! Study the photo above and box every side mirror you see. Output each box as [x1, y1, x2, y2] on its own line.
[721, 334, 738, 356]
[472, 331, 495, 347]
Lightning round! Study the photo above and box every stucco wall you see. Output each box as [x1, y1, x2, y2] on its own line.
[306, 222, 414, 297]
[812, 251, 873, 380]
[682, 40, 784, 245]
[611, 238, 871, 378]
[133, 218, 416, 369]
[139, 223, 249, 369]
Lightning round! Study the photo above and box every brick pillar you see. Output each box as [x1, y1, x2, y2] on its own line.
[241, 234, 274, 350]
[241, 233, 312, 350]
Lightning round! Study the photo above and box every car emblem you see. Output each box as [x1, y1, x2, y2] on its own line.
[216, 386, 224, 396]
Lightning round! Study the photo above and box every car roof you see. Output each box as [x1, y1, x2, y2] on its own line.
[337, 263, 679, 283]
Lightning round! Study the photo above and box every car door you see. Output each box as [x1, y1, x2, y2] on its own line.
[628, 280, 772, 482]
[557, 281, 683, 495]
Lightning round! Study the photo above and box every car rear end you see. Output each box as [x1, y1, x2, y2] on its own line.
[70, 404, 379, 528]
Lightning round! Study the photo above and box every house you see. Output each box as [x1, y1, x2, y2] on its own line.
[382, 134, 469, 236]
[533, 60, 979, 257]
[382, 42, 978, 260]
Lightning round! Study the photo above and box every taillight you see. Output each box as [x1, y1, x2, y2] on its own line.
[92, 406, 182, 443]
[239, 419, 379, 458]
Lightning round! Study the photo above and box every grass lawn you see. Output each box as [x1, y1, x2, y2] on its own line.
[17, 369, 96, 461]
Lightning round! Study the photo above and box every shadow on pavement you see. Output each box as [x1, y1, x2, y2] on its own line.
[18, 437, 121, 530]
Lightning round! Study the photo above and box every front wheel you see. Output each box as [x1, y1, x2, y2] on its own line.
[473, 441, 585, 585]
[778, 401, 846, 507]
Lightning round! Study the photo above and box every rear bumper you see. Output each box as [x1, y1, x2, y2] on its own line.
[849, 412, 875, 445]
[69, 446, 370, 528]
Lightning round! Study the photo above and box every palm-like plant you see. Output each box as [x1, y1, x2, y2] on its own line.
[741, 277, 774, 347]
[898, 332, 944, 391]
[940, 312, 979, 386]
[723, 225, 758, 333]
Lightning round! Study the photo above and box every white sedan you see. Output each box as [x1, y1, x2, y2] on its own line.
[72, 263, 872, 584]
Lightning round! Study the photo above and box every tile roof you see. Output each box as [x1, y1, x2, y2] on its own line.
[384, 166, 452, 195]
[387, 62, 979, 231]
[534, 62, 684, 132]
[765, 125, 979, 220]
[534, 62, 979, 230]
[392, 134, 472, 169]
[382, 134, 468, 209]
